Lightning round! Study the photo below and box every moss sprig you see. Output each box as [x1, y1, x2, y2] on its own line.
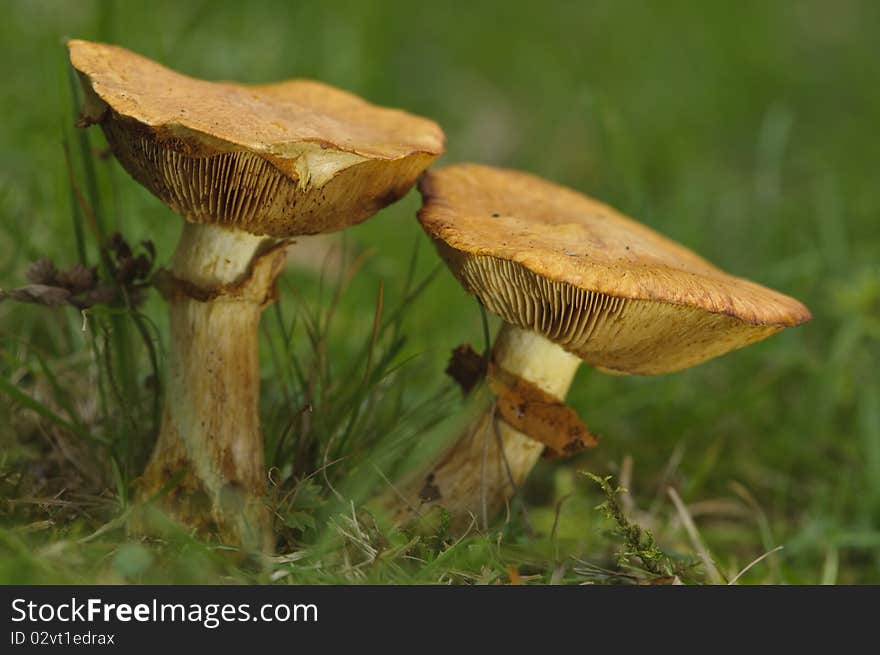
[585, 472, 695, 582]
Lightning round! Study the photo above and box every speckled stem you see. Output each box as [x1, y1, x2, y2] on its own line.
[383, 324, 582, 532]
[134, 223, 283, 553]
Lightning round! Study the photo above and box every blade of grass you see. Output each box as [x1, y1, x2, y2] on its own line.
[66, 63, 106, 244]
[667, 486, 722, 584]
[479, 303, 491, 357]
[0, 375, 109, 446]
[363, 282, 384, 383]
[62, 136, 88, 265]
[130, 310, 163, 438]
[32, 350, 87, 433]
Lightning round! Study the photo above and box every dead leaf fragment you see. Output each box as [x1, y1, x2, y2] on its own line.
[487, 362, 598, 457]
[445, 343, 487, 396]
[56, 263, 98, 293]
[25, 259, 58, 285]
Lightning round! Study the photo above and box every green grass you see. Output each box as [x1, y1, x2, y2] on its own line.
[1, 0, 878, 584]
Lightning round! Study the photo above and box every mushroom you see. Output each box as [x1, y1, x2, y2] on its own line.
[385, 163, 810, 529]
[68, 40, 444, 550]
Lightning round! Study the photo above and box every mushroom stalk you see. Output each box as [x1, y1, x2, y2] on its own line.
[387, 324, 581, 530]
[136, 223, 283, 552]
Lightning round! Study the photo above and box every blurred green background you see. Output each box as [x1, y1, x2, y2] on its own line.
[1, 0, 878, 584]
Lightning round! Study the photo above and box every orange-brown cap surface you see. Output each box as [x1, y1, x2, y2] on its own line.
[68, 39, 445, 237]
[418, 164, 811, 374]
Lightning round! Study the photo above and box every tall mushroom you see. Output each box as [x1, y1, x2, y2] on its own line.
[68, 40, 444, 550]
[385, 163, 810, 529]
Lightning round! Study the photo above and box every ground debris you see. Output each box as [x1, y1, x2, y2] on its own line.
[0, 233, 155, 311]
[487, 363, 598, 457]
[444, 343, 487, 396]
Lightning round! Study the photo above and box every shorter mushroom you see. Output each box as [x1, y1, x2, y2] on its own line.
[384, 163, 811, 530]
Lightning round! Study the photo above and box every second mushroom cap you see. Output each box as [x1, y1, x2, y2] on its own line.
[418, 164, 811, 374]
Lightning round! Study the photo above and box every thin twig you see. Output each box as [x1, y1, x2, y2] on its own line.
[550, 493, 573, 543]
[650, 443, 684, 516]
[320, 435, 346, 503]
[492, 408, 518, 496]
[728, 546, 784, 585]
[667, 486, 723, 584]
[492, 407, 534, 536]
[479, 404, 495, 531]
[372, 464, 423, 519]
[77, 510, 130, 544]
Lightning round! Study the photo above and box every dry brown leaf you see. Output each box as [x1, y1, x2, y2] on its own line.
[487, 362, 598, 458]
[444, 343, 487, 396]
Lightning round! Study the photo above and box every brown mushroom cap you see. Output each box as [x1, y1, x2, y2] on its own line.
[418, 164, 811, 375]
[68, 39, 445, 237]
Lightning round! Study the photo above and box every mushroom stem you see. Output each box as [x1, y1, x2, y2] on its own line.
[385, 324, 581, 531]
[135, 223, 283, 552]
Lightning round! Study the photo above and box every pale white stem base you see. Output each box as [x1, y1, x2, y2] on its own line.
[383, 324, 582, 531]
